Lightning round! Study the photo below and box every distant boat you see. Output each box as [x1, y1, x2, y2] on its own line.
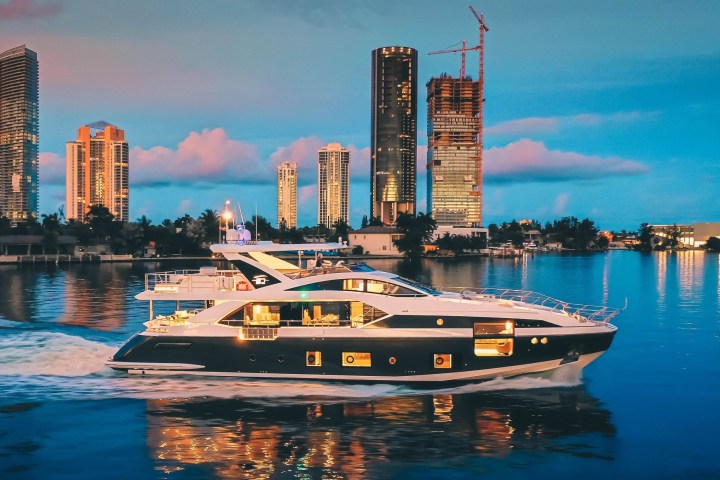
[490, 242, 523, 257]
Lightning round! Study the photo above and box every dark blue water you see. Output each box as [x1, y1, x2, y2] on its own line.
[0, 251, 718, 479]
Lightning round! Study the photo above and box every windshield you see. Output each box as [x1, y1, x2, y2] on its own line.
[393, 276, 442, 296]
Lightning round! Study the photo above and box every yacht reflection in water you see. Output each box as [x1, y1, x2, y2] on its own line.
[145, 388, 615, 478]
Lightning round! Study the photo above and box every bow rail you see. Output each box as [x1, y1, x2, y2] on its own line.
[444, 287, 621, 324]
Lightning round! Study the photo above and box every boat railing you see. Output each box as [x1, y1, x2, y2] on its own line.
[146, 269, 252, 293]
[285, 265, 352, 279]
[444, 287, 620, 324]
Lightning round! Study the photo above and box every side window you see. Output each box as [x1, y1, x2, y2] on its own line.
[474, 320, 514, 357]
[366, 280, 418, 296]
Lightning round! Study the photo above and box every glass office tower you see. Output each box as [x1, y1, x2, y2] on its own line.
[0, 45, 39, 222]
[370, 46, 417, 225]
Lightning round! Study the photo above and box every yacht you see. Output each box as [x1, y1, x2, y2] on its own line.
[107, 240, 619, 384]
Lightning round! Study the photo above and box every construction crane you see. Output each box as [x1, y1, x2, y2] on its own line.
[428, 40, 480, 79]
[468, 5, 489, 152]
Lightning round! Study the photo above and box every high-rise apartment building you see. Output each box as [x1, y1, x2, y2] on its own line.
[277, 161, 297, 228]
[0, 45, 39, 222]
[66, 122, 129, 222]
[318, 143, 350, 228]
[371, 46, 417, 225]
[427, 75, 482, 226]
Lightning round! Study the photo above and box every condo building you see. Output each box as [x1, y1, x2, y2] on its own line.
[370, 46, 417, 225]
[277, 161, 297, 228]
[427, 74, 482, 226]
[318, 143, 350, 228]
[0, 45, 39, 222]
[66, 122, 129, 222]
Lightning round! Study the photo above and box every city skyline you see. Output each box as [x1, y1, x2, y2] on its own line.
[2, 0, 718, 230]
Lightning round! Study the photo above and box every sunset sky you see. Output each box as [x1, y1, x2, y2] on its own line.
[2, 0, 718, 230]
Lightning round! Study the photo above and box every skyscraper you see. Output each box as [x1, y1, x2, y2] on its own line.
[427, 75, 482, 226]
[66, 122, 129, 222]
[371, 46, 417, 225]
[277, 161, 297, 228]
[318, 143, 350, 228]
[0, 45, 39, 222]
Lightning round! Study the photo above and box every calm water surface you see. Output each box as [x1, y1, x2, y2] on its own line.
[0, 251, 718, 479]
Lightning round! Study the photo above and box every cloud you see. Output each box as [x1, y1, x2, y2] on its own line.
[269, 137, 372, 186]
[553, 193, 570, 215]
[39, 152, 65, 185]
[130, 128, 269, 187]
[486, 117, 559, 137]
[484, 138, 649, 183]
[0, 0, 61, 20]
[486, 111, 655, 138]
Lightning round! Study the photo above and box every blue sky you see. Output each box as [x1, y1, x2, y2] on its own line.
[2, 0, 719, 230]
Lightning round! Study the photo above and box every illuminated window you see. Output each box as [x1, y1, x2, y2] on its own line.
[474, 320, 514, 356]
[474, 339, 514, 356]
[473, 320, 514, 336]
[342, 352, 371, 367]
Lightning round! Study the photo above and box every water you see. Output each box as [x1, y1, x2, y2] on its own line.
[0, 252, 718, 479]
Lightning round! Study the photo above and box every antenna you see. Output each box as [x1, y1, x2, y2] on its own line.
[255, 203, 258, 240]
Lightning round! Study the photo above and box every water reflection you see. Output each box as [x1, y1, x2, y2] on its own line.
[145, 388, 615, 478]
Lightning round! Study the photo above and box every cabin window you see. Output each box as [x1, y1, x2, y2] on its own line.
[474, 339, 514, 356]
[473, 320, 514, 336]
[473, 320, 514, 356]
[219, 301, 387, 327]
[365, 280, 418, 296]
[342, 352, 371, 367]
[290, 279, 423, 297]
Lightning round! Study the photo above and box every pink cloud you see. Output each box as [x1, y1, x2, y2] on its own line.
[268, 136, 325, 183]
[553, 193, 570, 215]
[0, 0, 61, 20]
[486, 111, 654, 138]
[270, 137, 372, 185]
[130, 128, 269, 186]
[39, 151, 64, 185]
[484, 138, 649, 183]
[486, 117, 559, 137]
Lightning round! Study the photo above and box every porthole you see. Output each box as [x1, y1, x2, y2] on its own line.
[541, 337, 548, 344]
[249, 354, 257, 361]
[531, 337, 538, 345]
[306, 351, 322, 367]
[278, 355, 285, 363]
[433, 353, 452, 369]
[389, 356, 397, 365]
[437, 318, 444, 326]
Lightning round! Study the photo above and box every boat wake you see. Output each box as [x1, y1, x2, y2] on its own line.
[0, 331, 583, 402]
[0, 331, 116, 377]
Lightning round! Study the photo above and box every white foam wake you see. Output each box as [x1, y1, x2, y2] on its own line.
[0, 331, 116, 376]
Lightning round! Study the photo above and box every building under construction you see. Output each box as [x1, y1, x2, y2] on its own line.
[426, 74, 482, 226]
[427, 7, 488, 227]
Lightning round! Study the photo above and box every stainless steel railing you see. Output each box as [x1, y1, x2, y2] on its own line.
[443, 287, 621, 324]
